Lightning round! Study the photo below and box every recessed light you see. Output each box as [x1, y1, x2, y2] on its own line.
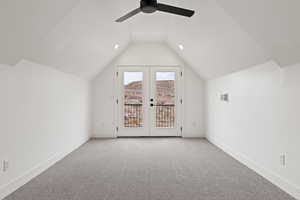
[179, 44, 184, 50]
[114, 44, 119, 49]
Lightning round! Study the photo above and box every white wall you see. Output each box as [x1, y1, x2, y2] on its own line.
[0, 60, 91, 199]
[0, 64, 10, 70]
[92, 43, 205, 138]
[206, 61, 300, 199]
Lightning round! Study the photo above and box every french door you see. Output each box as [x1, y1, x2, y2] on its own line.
[116, 66, 183, 137]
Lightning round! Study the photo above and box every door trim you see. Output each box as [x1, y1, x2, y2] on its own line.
[115, 65, 184, 137]
[149, 67, 183, 137]
[116, 67, 150, 137]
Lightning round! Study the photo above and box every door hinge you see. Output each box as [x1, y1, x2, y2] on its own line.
[116, 126, 119, 132]
[180, 126, 183, 133]
[116, 71, 119, 77]
[116, 99, 119, 104]
[180, 71, 183, 77]
[180, 99, 183, 104]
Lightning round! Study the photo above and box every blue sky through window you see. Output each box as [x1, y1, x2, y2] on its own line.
[124, 71, 175, 85]
[124, 72, 143, 85]
[156, 72, 175, 81]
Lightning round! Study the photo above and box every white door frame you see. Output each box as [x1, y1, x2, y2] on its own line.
[115, 65, 184, 137]
[116, 66, 150, 137]
[150, 67, 183, 137]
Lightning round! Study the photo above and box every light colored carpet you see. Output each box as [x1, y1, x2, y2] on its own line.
[5, 138, 295, 200]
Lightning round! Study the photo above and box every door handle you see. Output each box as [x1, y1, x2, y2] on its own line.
[150, 103, 154, 107]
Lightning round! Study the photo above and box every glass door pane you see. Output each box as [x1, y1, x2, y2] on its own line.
[117, 67, 150, 137]
[155, 72, 176, 128]
[123, 72, 143, 127]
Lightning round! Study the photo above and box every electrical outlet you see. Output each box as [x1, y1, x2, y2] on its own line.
[2, 160, 9, 172]
[280, 155, 286, 166]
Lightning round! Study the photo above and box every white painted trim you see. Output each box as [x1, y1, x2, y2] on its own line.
[0, 138, 89, 200]
[149, 66, 183, 137]
[182, 131, 205, 138]
[91, 136, 116, 139]
[206, 136, 300, 200]
[180, 65, 185, 137]
[113, 66, 118, 138]
[92, 130, 117, 138]
[183, 136, 206, 139]
[115, 65, 184, 137]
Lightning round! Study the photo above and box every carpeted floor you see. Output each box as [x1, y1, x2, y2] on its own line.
[5, 138, 295, 200]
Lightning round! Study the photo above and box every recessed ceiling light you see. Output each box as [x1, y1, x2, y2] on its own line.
[114, 44, 119, 49]
[179, 44, 184, 50]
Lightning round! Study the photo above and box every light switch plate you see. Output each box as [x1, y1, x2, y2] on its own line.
[2, 160, 9, 172]
[280, 155, 286, 166]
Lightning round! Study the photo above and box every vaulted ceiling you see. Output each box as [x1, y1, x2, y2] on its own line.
[0, 0, 299, 80]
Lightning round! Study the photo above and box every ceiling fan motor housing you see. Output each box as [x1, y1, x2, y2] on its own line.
[140, 0, 158, 13]
[116, 0, 194, 22]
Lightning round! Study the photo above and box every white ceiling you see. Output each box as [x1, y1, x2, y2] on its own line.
[0, 0, 299, 80]
[0, 0, 81, 64]
[216, 0, 300, 67]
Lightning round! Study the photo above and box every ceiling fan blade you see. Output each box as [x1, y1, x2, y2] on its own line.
[116, 8, 141, 22]
[157, 3, 195, 17]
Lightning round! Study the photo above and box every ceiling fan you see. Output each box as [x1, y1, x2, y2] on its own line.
[116, 0, 195, 22]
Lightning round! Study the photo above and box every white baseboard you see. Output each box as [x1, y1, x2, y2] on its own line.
[182, 136, 206, 139]
[206, 136, 300, 200]
[182, 129, 205, 138]
[92, 130, 205, 139]
[91, 136, 116, 139]
[92, 134, 116, 139]
[0, 138, 89, 200]
[92, 130, 116, 138]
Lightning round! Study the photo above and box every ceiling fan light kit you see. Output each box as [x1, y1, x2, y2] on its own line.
[116, 0, 195, 22]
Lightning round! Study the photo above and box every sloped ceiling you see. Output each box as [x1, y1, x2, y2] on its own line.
[216, 0, 300, 67]
[0, 0, 81, 64]
[0, 0, 298, 80]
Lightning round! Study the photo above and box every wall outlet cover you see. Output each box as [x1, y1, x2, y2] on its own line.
[280, 155, 286, 166]
[3, 160, 9, 172]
